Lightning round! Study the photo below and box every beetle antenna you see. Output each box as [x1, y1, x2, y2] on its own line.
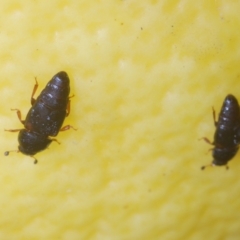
[201, 163, 229, 170]
[201, 164, 213, 170]
[4, 150, 19, 156]
[31, 156, 38, 164]
[4, 151, 38, 164]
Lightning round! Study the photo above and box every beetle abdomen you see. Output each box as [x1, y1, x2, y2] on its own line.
[217, 94, 240, 131]
[39, 71, 70, 109]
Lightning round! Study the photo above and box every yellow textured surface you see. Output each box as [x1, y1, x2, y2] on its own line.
[1, 1, 240, 239]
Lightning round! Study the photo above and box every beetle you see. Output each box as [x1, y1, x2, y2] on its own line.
[201, 94, 240, 170]
[4, 71, 76, 164]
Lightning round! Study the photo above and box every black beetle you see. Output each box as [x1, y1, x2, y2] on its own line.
[5, 71, 76, 164]
[201, 94, 240, 170]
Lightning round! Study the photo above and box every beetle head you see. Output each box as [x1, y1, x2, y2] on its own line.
[201, 147, 239, 170]
[18, 130, 52, 156]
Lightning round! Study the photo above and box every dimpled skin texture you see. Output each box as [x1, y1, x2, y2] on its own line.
[1, 1, 240, 239]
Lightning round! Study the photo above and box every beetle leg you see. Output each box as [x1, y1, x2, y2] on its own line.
[60, 125, 77, 131]
[48, 137, 61, 144]
[206, 147, 213, 154]
[11, 108, 25, 124]
[66, 95, 75, 117]
[212, 107, 218, 127]
[31, 77, 39, 105]
[66, 100, 71, 117]
[200, 137, 214, 145]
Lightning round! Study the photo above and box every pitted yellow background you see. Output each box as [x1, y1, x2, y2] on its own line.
[1, 1, 240, 239]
